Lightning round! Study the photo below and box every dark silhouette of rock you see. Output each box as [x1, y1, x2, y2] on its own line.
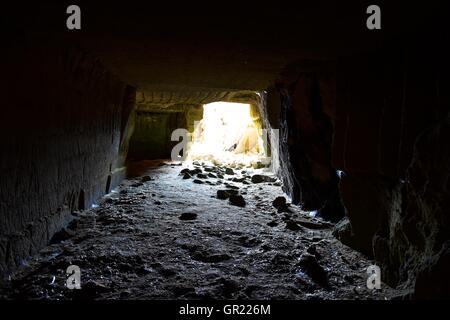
[229, 195, 246, 207]
[50, 228, 75, 244]
[298, 253, 328, 288]
[251, 174, 276, 183]
[217, 190, 230, 200]
[189, 168, 202, 175]
[267, 220, 278, 227]
[183, 173, 191, 179]
[297, 219, 331, 230]
[285, 220, 302, 231]
[272, 196, 287, 209]
[225, 189, 239, 196]
[191, 251, 231, 263]
[179, 212, 197, 220]
[225, 168, 234, 175]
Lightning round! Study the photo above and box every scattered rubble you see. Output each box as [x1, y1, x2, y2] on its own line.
[0, 160, 400, 300]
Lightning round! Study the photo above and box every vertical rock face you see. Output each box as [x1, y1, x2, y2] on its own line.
[128, 112, 186, 160]
[257, 90, 281, 175]
[374, 116, 450, 297]
[0, 35, 134, 276]
[332, 41, 450, 296]
[267, 39, 449, 296]
[273, 64, 345, 222]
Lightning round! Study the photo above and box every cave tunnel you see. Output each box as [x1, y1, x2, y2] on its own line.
[0, 1, 449, 303]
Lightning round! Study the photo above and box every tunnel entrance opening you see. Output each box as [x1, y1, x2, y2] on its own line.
[187, 102, 265, 167]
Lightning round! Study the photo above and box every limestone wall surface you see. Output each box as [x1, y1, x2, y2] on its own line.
[0, 35, 135, 276]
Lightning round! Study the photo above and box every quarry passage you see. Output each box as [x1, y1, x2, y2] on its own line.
[0, 160, 400, 300]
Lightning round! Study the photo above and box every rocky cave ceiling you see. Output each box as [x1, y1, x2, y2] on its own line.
[4, 2, 437, 106]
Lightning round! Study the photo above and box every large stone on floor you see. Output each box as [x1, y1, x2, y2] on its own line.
[225, 168, 234, 175]
[179, 212, 198, 220]
[251, 174, 276, 184]
[332, 217, 353, 247]
[229, 195, 246, 207]
[217, 190, 230, 200]
[285, 220, 302, 231]
[298, 253, 328, 288]
[272, 196, 287, 209]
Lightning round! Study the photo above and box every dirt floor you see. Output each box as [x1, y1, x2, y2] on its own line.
[0, 160, 401, 300]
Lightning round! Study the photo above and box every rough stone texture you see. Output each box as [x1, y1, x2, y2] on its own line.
[0, 161, 401, 300]
[136, 90, 259, 109]
[116, 85, 137, 174]
[374, 116, 450, 298]
[128, 112, 186, 160]
[332, 37, 450, 297]
[0, 36, 134, 276]
[268, 28, 450, 297]
[1, 2, 448, 299]
[185, 105, 204, 134]
[8, 3, 420, 97]
[259, 89, 281, 175]
[275, 64, 345, 222]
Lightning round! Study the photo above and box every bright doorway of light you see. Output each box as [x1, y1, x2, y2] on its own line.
[187, 102, 265, 166]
